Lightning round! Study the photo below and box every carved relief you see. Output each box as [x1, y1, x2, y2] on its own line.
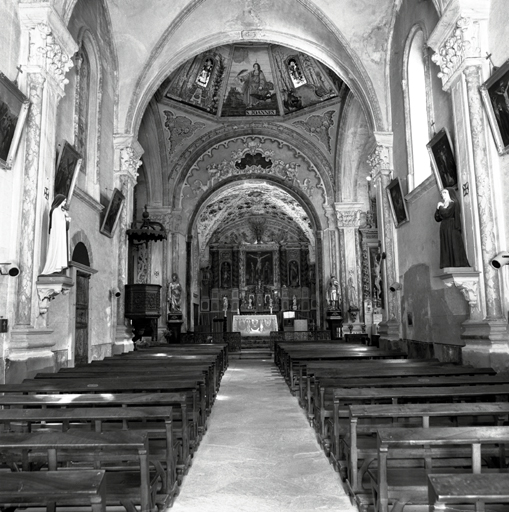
[293, 111, 335, 152]
[31, 23, 74, 91]
[119, 146, 142, 180]
[163, 110, 206, 156]
[431, 17, 482, 88]
[336, 210, 362, 228]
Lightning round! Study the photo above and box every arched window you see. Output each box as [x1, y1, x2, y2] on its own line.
[404, 27, 433, 190]
[73, 31, 102, 199]
[75, 45, 90, 174]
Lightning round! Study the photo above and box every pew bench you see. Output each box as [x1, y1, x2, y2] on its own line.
[345, 402, 509, 494]
[0, 430, 156, 512]
[428, 473, 509, 512]
[368, 426, 509, 512]
[0, 405, 179, 498]
[0, 469, 106, 512]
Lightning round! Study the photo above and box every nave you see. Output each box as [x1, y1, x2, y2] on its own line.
[170, 358, 356, 512]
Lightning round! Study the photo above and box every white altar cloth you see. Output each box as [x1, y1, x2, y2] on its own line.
[232, 314, 278, 337]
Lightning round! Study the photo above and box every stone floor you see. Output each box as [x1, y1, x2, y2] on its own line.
[169, 357, 357, 512]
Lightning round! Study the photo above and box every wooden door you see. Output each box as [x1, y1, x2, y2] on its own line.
[75, 271, 90, 365]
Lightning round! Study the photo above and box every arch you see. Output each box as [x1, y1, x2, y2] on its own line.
[123, 1, 385, 137]
[166, 123, 335, 211]
[403, 23, 433, 190]
[70, 231, 94, 267]
[74, 27, 102, 192]
[71, 242, 90, 267]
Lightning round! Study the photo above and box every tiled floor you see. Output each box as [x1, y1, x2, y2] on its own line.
[169, 357, 357, 512]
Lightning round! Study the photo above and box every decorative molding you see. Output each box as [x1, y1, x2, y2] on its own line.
[119, 146, 142, 181]
[334, 202, 364, 228]
[293, 110, 335, 152]
[163, 110, 206, 156]
[438, 268, 480, 316]
[73, 186, 105, 213]
[36, 274, 74, 316]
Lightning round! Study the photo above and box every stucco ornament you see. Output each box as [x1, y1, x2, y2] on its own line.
[33, 23, 74, 90]
[163, 110, 206, 156]
[431, 17, 482, 88]
[120, 146, 142, 180]
[293, 111, 335, 152]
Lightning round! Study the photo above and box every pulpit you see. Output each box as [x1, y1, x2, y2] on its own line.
[125, 284, 162, 342]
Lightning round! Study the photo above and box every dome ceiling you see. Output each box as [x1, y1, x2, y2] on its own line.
[159, 43, 344, 118]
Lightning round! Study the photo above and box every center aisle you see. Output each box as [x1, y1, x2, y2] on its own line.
[170, 358, 357, 512]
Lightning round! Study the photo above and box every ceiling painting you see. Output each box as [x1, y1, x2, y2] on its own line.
[159, 43, 343, 119]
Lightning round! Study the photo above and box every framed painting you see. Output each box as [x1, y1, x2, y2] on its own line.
[100, 188, 125, 237]
[54, 141, 82, 204]
[386, 177, 409, 227]
[426, 128, 458, 190]
[0, 72, 30, 169]
[480, 60, 509, 154]
[245, 251, 273, 286]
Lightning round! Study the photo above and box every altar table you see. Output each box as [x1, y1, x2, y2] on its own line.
[232, 314, 278, 336]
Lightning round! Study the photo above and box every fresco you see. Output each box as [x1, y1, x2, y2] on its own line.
[272, 45, 339, 114]
[164, 49, 227, 115]
[162, 44, 342, 118]
[222, 46, 280, 117]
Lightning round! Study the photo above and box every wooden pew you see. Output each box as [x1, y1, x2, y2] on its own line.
[0, 405, 178, 499]
[0, 392, 193, 476]
[0, 470, 106, 512]
[428, 473, 509, 512]
[369, 426, 509, 512]
[345, 402, 509, 494]
[0, 430, 155, 512]
[331, 384, 509, 467]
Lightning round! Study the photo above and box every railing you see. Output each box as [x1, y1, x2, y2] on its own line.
[180, 332, 242, 352]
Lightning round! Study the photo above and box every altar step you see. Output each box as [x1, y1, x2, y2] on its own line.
[232, 348, 273, 360]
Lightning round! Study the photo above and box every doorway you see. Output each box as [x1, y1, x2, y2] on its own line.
[75, 271, 90, 365]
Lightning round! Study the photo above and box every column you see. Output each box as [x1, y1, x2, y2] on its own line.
[428, 3, 509, 369]
[11, 5, 77, 362]
[335, 203, 364, 330]
[367, 135, 400, 340]
[113, 136, 143, 354]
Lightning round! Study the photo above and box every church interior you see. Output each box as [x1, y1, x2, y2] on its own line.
[2, 0, 509, 511]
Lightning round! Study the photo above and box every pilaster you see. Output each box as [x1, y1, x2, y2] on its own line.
[113, 135, 143, 353]
[10, 4, 77, 365]
[367, 134, 400, 340]
[429, 1, 509, 367]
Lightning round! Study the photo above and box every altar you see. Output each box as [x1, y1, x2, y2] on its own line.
[232, 314, 278, 337]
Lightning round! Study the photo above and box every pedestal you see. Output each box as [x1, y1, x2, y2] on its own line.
[326, 311, 343, 340]
[167, 312, 183, 343]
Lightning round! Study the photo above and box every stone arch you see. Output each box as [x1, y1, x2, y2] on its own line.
[124, 2, 385, 137]
[70, 231, 94, 267]
[167, 123, 335, 211]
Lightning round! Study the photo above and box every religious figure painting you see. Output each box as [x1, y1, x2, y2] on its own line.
[386, 178, 409, 227]
[427, 128, 458, 190]
[222, 46, 280, 117]
[480, 60, 509, 154]
[0, 72, 29, 169]
[54, 141, 82, 204]
[100, 188, 125, 238]
[246, 251, 273, 286]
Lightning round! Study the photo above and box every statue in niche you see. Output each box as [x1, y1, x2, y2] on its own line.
[168, 273, 182, 313]
[289, 260, 299, 287]
[221, 261, 231, 288]
[434, 187, 470, 268]
[327, 275, 340, 310]
[41, 194, 71, 275]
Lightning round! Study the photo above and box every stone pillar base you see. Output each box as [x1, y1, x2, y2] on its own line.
[113, 324, 134, 355]
[461, 319, 509, 371]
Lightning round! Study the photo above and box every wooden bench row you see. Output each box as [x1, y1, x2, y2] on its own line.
[275, 339, 509, 512]
[0, 342, 228, 512]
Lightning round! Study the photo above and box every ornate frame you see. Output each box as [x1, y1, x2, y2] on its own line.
[100, 187, 125, 238]
[386, 177, 409, 227]
[0, 72, 30, 169]
[426, 128, 458, 190]
[480, 60, 509, 155]
[55, 140, 82, 204]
